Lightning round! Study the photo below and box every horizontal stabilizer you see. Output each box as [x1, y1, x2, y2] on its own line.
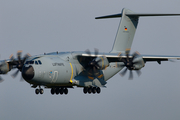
[95, 13, 122, 19]
[96, 8, 180, 53]
[96, 13, 180, 19]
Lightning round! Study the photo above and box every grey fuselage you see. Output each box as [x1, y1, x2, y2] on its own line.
[23, 52, 122, 88]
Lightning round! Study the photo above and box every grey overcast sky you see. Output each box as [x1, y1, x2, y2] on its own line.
[1, 0, 180, 120]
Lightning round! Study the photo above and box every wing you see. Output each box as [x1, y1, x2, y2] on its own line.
[75, 51, 180, 64]
[141, 55, 180, 64]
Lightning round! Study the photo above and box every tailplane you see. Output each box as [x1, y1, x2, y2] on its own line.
[96, 8, 180, 53]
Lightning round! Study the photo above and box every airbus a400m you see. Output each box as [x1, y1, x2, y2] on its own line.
[1, 8, 180, 95]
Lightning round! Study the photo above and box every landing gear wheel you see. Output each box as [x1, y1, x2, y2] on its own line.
[83, 87, 88, 94]
[96, 87, 101, 94]
[40, 89, 44, 94]
[55, 88, 59, 95]
[51, 88, 55, 95]
[64, 88, 68, 95]
[92, 87, 96, 94]
[35, 89, 39, 94]
[88, 87, 92, 94]
[60, 88, 63, 95]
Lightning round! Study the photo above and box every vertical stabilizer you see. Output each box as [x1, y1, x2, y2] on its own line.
[110, 8, 138, 53]
[96, 8, 139, 53]
[95, 8, 180, 53]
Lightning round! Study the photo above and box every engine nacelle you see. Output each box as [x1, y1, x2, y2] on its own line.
[94, 56, 109, 70]
[133, 56, 145, 70]
[0, 61, 11, 74]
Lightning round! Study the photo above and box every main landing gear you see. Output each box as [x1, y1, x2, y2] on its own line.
[35, 88, 44, 95]
[50, 87, 68, 95]
[83, 87, 101, 94]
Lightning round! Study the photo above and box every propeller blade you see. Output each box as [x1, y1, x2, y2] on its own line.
[17, 50, 22, 62]
[94, 48, 99, 56]
[96, 58, 102, 64]
[9, 54, 15, 60]
[136, 70, 142, 77]
[168, 59, 175, 62]
[121, 58, 127, 63]
[119, 68, 128, 77]
[20, 76, 24, 82]
[85, 49, 94, 62]
[85, 49, 91, 56]
[27, 53, 31, 57]
[11, 69, 19, 78]
[117, 52, 123, 62]
[22, 54, 30, 63]
[0, 76, 4, 83]
[129, 70, 133, 80]
[132, 52, 138, 60]
[126, 52, 130, 63]
[125, 49, 130, 55]
[9, 54, 18, 65]
[133, 61, 141, 64]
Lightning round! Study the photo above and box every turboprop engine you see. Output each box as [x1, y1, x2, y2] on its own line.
[93, 56, 109, 70]
[119, 51, 145, 79]
[84, 49, 109, 77]
[132, 56, 145, 70]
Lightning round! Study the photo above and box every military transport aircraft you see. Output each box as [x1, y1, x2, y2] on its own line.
[1, 8, 180, 95]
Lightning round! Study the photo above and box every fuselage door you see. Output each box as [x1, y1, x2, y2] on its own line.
[51, 71, 58, 83]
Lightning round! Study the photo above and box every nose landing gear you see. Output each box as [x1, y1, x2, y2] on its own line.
[35, 88, 44, 95]
[34, 86, 44, 95]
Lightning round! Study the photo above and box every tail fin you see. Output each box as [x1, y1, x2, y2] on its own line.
[96, 8, 180, 53]
[97, 8, 139, 53]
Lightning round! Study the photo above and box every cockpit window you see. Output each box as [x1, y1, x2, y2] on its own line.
[35, 61, 38, 65]
[38, 60, 42, 64]
[25, 61, 30, 64]
[25, 60, 42, 65]
[30, 61, 34, 64]
[25, 61, 34, 64]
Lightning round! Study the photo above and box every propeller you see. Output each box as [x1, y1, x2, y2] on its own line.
[119, 49, 142, 80]
[0, 64, 4, 82]
[84, 48, 102, 77]
[0, 76, 4, 83]
[10, 51, 30, 80]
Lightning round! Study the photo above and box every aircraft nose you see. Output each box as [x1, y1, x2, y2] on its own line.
[22, 66, 34, 80]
